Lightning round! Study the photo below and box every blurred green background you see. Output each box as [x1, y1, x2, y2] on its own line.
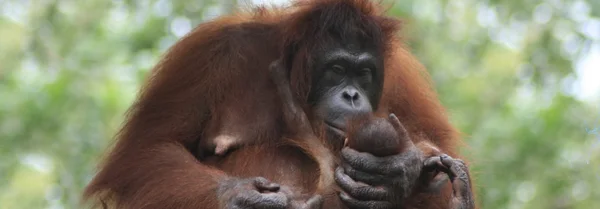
[1, 0, 599, 208]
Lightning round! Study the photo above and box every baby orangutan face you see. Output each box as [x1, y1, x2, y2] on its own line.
[344, 114, 406, 157]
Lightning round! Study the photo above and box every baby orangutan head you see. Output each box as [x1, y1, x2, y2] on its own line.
[345, 114, 407, 157]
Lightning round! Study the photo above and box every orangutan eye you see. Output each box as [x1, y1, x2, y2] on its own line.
[359, 68, 371, 76]
[332, 65, 346, 74]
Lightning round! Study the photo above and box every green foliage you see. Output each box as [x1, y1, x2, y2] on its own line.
[0, 0, 598, 208]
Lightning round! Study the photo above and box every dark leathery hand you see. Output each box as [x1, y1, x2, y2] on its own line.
[217, 177, 289, 209]
[423, 155, 475, 209]
[336, 117, 423, 209]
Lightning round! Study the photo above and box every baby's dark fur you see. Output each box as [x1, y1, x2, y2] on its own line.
[346, 114, 407, 156]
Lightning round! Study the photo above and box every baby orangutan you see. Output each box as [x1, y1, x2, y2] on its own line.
[344, 113, 474, 208]
[344, 113, 408, 157]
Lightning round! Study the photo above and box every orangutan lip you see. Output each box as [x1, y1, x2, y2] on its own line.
[325, 121, 344, 131]
[325, 121, 346, 136]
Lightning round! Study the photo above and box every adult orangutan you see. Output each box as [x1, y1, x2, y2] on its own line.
[83, 0, 475, 208]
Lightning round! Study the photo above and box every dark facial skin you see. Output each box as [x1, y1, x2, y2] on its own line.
[308, 44, 384, 142]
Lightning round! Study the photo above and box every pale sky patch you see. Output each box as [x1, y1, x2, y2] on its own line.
[574, 43, 600, 102]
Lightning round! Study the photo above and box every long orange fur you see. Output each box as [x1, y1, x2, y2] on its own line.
[83, 0, 474, 208]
